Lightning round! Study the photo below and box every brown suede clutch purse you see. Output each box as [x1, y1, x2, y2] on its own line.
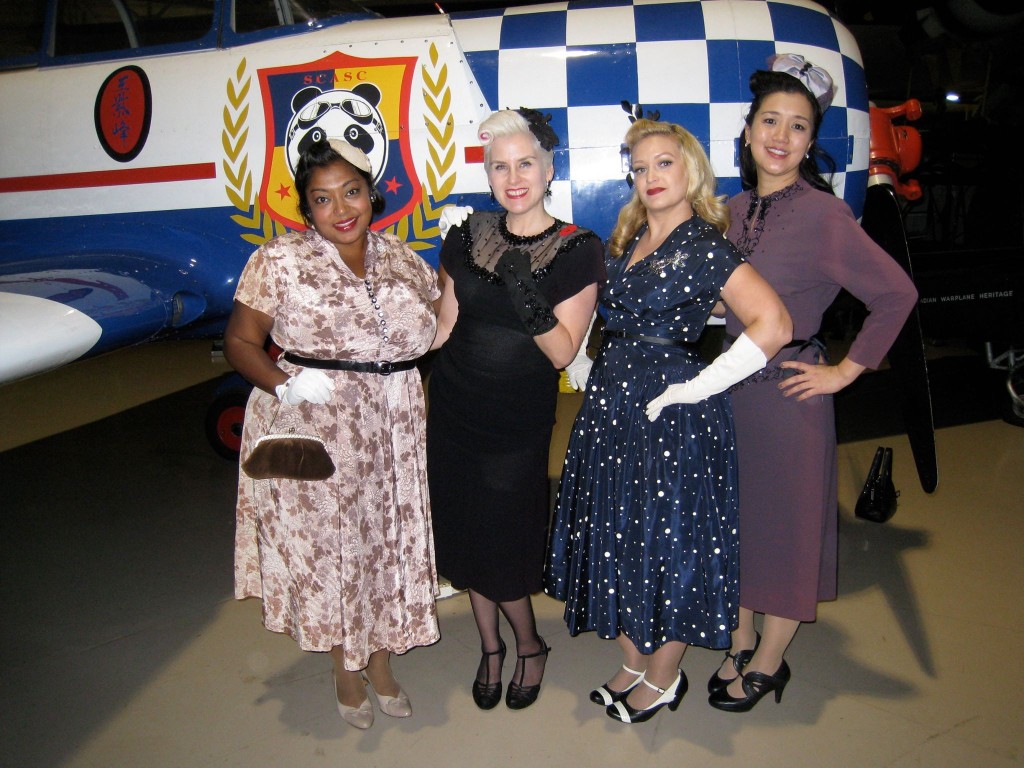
[242, 432, 335, 481]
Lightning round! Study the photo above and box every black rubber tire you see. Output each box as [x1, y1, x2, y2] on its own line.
[205, 389, 249, 459]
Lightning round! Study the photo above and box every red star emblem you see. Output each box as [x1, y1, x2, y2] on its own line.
[384, 177, 403, 194]
[275, 183, 291, 199]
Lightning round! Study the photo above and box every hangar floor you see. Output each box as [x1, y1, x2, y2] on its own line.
[1, 340, 1022, 767]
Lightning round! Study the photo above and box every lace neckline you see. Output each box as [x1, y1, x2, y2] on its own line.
[464, 212, 578, 283]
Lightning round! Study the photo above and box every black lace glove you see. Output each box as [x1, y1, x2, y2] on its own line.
[494, 248, 558, 336]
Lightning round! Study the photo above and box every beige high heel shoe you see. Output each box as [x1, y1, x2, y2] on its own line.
[335, 675, 374, 730]
[363, 673, 412, 718]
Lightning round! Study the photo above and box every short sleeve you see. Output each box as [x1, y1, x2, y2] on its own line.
[234, 244, 280, 317]
[439, 219, 472, 276]
[708, 238, 745, 292]
[408, 244, 441, 303]
[544, 231, 606, 306]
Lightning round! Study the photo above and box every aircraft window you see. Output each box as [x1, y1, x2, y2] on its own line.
[234, 1, 375, 33]
[0, 0, 47, 56]
[53, 0, 214, 56]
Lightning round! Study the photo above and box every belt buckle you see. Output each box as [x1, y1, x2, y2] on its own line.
[374, 360, 393, 375]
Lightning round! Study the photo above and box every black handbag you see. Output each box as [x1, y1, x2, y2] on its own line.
[855, 446, 899, 523]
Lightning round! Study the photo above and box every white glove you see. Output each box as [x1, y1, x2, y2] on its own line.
[645, 332, 767, 421]
[565, 311, 597, 391]
[275, 368, 335, 405]
[566, 353, 593, 391]
[438, 205, 473, 240]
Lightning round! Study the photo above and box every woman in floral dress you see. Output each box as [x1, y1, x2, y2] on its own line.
[225, 139, 440, 730]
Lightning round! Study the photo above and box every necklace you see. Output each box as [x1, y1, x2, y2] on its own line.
[363, 278, 389, 343]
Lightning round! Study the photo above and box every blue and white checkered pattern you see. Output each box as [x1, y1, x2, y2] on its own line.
[452, 0, 868, 240]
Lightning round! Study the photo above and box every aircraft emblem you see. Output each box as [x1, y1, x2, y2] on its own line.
[93, 65, 152, 162]
[257, 52, 423, 232]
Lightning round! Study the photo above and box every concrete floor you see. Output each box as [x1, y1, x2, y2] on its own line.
[1, 341, 1022, 767]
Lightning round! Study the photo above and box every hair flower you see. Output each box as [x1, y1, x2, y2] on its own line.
[516, 107, 559, 151]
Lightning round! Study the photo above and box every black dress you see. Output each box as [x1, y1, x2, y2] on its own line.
[428, 212, 605, 602]
[546, 215, 744, 651]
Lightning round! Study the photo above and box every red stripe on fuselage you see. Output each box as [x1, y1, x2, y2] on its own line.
[0, 162, 217, 193]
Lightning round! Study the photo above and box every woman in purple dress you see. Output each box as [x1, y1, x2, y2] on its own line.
[707, 55, 918, 712]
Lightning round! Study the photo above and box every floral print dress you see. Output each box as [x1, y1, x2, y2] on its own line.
[233, 228, 441, 669]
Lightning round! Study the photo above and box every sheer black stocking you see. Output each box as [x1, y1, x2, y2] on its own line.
[469, 590, 504, 685]
[468, 591, 547, 688]
[498, 595, 547, 689]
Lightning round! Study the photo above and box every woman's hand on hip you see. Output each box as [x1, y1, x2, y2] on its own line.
[778, 357, 864, 400]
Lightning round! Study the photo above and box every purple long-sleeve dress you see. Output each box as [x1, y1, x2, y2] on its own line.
[724, 181, 917, 621]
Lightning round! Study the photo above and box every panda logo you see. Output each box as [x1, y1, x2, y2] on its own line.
[284, 82, 389, 185]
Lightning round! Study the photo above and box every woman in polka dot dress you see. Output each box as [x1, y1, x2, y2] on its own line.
[545, 119, 791, 724]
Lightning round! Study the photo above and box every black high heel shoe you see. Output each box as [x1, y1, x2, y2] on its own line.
[606, 670, 688, 724]
[590, 664, 644, 706]
[707, 659, 791, 712]
[472, 637, 506, 710]
[707, 632, 761, 694]
[505, 637, 550, 710]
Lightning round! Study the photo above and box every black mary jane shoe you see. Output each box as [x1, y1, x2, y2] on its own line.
[708, 660, 791, 713]
[505, 637, 550, 710]
[707, 632, 761, 695]
[607, 670, 688, 724]
[590, 664, 644, 706]
[472, 637, 506, 710]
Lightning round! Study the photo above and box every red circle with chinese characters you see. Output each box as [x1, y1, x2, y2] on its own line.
[94, 66, 152, 162]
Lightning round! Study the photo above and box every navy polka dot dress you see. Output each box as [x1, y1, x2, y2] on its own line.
[545, 215, 744, 652]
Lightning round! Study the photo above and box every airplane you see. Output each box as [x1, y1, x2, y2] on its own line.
[0, 0, 875, 377]
[1, 0, 945, 483]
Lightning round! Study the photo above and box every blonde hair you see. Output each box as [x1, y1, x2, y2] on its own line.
[608, 120, 729, 258]
[478, 110, 555, 170]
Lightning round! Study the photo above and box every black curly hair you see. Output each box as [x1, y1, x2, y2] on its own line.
[294, 139, 385, 225]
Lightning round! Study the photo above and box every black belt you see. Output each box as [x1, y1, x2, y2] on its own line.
[726, 334, 824, 352]
[283, 352, 418, 375]
[603, 329, 697, 348]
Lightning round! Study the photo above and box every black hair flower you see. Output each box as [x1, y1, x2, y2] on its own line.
[516, 107, 559, 151]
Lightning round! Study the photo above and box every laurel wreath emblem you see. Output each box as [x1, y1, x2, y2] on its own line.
[222, 58, 287, 246]
[383, 42, 454, 252]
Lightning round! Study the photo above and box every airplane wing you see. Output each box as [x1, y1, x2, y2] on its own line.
[0, 204, 242, 382]
[0, 292, 101, 382]
[0, 252, 217, 382]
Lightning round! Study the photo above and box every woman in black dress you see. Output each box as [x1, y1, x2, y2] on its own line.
[428, 109, 604, 710]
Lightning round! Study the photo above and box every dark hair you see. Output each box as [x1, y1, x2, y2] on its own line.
[294, 139, 385, 225]
[738, 70, 836, 195]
